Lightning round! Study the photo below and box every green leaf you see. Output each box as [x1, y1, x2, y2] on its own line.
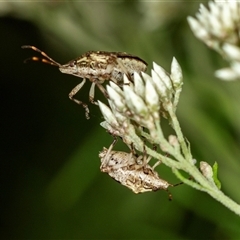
[212, 162, 221, 189]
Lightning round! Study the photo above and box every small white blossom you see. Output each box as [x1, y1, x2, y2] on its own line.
[200, 161, 213, 179]
[168, 135, 179, 147]
[123, 85, 149, 117]
[222, 3, 234, 30]
[188, 0, 240, 81]
[222, 44, 240, 62]
[187, 16, 210, 42]
[133, 72, 145, 99]
[215, 61, 240, 81]
[150, 70, 169, 101]
[145, 79, 160, 114]
[170, 57, 183, 88]
[231, 62, 240, 75]
[200, 161, 219, 189]
[208, 2, 220, 18]
[215, 67, 240, 81]
[100, 121, 120, 136]
[98, 101, 119, 128]
[106, 85, 126, 112]
[153, 62, 172, 91]
[99, 61, 184, 142]
[188, 1, 240, 48]
[109, 81, 124, 96]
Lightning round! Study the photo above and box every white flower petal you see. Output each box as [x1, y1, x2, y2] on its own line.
[133, 72, 145, 99]
[170, 57, 183, 87]
[150, 70, 169, 100]
[123, 85, 148, 117]
[98, 101, 119, 127]
[109, 81, 123, 95]
[187, 16, 209, 41]
[222, 4, 234, 30]
[153, 62, 172, 90]
[145, 79, 159, 112]
[231, 61, 240, 75]
[215, 67, 240, 81]
[106, 85, 126, 111]
[223, 44, 240, 61]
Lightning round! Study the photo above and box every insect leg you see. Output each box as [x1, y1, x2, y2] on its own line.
[100, 137, 118, 169]
[152, 160, 161, 170]
[95, 81, 109, 99]
[89, 82, 97, 105]
[69, 79, 90, 119]
[142, 143, 152, 166]
[89, 80, 109, 105]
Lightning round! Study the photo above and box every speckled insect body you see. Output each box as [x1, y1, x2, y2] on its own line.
[22, 45, 147, 119]
[99, 147, 173, 194]
[60, 51, 147, 83]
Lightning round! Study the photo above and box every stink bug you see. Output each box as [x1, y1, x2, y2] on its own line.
[22, 45, 147, 119]
[99, 147, 174, 195]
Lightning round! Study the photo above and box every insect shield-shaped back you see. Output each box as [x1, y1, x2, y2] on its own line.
[99, 148, 173, 194]
[112, 52, 148, 83]
[59, 51, 147, 84]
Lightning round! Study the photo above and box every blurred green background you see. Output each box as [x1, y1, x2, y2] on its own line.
[1, 1, 240, 239]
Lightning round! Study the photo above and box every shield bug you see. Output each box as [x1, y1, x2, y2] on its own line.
[22, 45, 147, 119]
[99, 147, 174, 195]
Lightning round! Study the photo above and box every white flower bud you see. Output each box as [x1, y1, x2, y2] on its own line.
[153, 62, 172, 90]
[222, 4, 234, 30]
[100, 121, 121, 136]
[123, 85, 148, 117]
[187, 16, 209, 41]
[106, 85, 126, 111]
[231, 62, 240, 75]
[170, 57, 183, 88]
[168, 135, 179, 148]
[229, 0, 239, 22]
[109, 81, 124, 95]
[208, 1, 220, 19]
[133, 72, 145, 99]
[98, 101, 119, 127]
[100, 121, 108, 130]
[145, 78, 160, 113]
[209, 14, 223, 38]
[150, 70, 169, 100]
[200, 161, 213, 180]
[215, 67, 240, 81]
[199, 3, 210, 18]
[223, 44, 240, 61]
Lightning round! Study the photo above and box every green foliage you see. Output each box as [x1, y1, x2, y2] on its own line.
[213, 162, 221, 189]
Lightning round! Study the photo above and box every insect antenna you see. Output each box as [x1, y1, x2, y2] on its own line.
[166, 189, 173, 201]
[167, 179, 186, 201]
[21, 45, 61, 67]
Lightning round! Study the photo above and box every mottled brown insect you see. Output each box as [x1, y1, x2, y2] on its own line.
[99, 147, 173, 195]
[22, 45, 147, 119]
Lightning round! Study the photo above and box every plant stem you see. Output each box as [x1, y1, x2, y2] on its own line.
[167, 103, 192, 162]
[173, 163, 240, 216]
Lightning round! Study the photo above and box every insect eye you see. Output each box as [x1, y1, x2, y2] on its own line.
[69, 60, 76, 67]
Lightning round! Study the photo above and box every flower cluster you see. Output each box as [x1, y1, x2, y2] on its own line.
[98, 58, 183, 153]
[188, 0, 240, 80]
